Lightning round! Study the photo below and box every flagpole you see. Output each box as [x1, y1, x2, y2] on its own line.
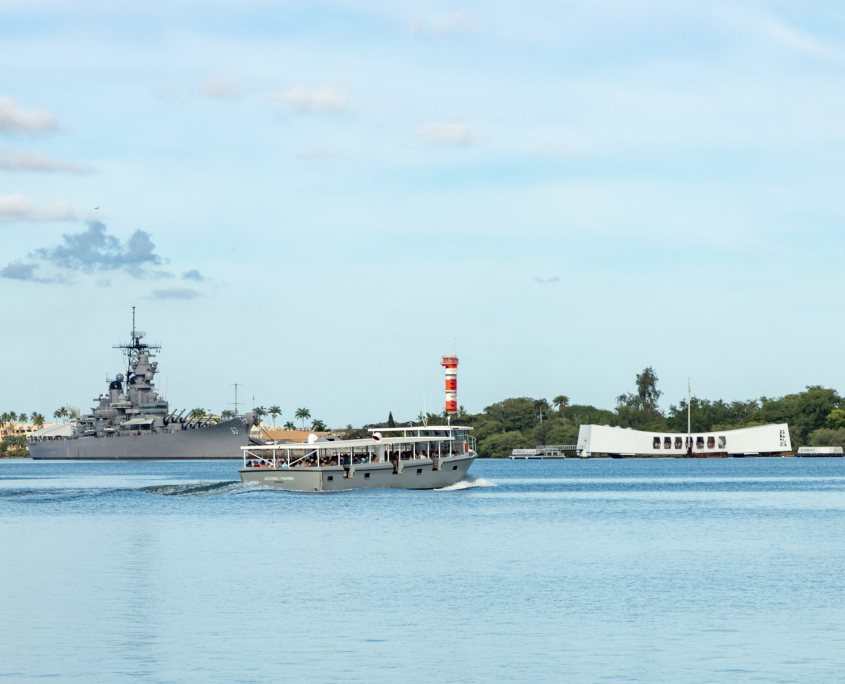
[687, 378, 691, 453]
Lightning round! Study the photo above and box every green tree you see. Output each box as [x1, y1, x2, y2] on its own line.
[484, 398, 541, 433]
[552, 395, 569, 414]
[295, 407, 311, 429]
[826, 408, 845, 429]
[617, 366, 661, 412]
[254, 406, 269, 424]
[188, 408, 207, 420]
[478, 430, 531, 458]
[387, 411, 396, 428]
[31, 412, 45, 429]
[808, 428, 845, 448]
[311, 419, 327, 432]
[283, 421, 296, 430]
[18, 412, 28, 424]
[53, 407, 69, 422]
[268, 406, 282, 426]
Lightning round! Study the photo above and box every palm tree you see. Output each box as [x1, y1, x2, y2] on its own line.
[18, 412, 28, 424]
[67, 407, 80, 420]
[53, 407, 68, 422]
[269, 406, 282, 426]
[188, 408, 207, 421]
[283, 421, 296, 430]
[553, 395, 569, 414]
[31, 412, 45, 429]
[254, 406, 268, 424]
[311, 418, 327, 432]
[295, 407, 311, 430]
[221, 409, 235, 420]
[8, 411, 17, 424]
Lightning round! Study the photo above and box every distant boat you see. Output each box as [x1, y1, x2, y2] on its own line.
[29, 309, 256, 460]
[240, 425, 476, 491]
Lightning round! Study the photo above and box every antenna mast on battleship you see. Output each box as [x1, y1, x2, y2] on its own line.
[231, 383, 240, 416]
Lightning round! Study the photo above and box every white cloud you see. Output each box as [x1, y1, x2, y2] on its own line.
[416, 122, 478, 147]
[270, 85, 349, 114]
[412, 12, 477, 37]
[0, 193, 77, 223]
[196, 76, 249, 100]
[0, 147, 94, 174]
[150, 287, 202, 300]
[717, 8, 845, 65]
[0, 97, 59, 134]
[296, 145, 343, 160]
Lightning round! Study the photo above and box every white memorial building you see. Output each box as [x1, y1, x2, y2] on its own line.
[576, 423, 791, 458]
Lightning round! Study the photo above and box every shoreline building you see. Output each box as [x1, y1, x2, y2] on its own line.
[576, 423, 791, 458]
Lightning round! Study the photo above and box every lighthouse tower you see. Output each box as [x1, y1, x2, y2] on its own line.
[441, 355, 459, 418]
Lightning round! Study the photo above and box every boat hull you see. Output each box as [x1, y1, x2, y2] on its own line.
[29, 418, 251, 460]
[240, 454, 476, 491]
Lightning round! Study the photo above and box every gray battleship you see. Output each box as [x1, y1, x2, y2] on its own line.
[29, 310, 257, 460]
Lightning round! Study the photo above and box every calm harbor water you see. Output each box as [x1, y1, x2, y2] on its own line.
[1, 457, 844, 683]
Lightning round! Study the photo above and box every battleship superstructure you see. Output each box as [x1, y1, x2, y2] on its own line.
[29, 309, 257, 460]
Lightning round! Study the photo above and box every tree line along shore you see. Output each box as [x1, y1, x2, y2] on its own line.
[3, 368, 845, 458]
[359, 368, 845, 458]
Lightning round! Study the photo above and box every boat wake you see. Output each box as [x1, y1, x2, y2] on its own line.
[437, 476, 497, 491]
[138, 481, 242, 497]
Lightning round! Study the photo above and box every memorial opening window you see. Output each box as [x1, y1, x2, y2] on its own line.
[653, 436, 661, 449]
[664, 437, 672, 449]
[696, 436, 704, 449]
[674, 436, 683, 449]
[707, 436, 715, 449]
[718, 436, 726, 449]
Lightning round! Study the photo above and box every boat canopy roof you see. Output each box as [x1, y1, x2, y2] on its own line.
[242, 435, 454, 452]
[368, 425, 473, 433]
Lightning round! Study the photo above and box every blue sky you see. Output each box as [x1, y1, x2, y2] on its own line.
[2, 0, 844, 426]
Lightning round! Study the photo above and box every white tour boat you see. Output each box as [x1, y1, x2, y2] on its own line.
[239, 425, 476, 492]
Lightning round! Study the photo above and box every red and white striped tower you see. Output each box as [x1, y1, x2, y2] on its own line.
[441, 355, 459, 417]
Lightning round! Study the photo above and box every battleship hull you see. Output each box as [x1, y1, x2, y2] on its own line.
[29, 418, 250, 460]
[240, 454, 476, 492]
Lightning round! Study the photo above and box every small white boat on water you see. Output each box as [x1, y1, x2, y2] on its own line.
[239, 425, 476, 492]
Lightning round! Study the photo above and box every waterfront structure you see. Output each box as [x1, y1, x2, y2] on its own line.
[29, 309, 256, 460]
[441, 355, 459, 416]
[796, 446, 843, 457]
[240, 425, 476, 491]
[0, 422, 57, 440]
[510, 445, 570, 459]
[576, 423, 792, 458]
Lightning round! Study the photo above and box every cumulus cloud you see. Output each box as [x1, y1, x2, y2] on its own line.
[0, 97, 59, 135]
[182, 269, 205, 282]
[28, 221, 162, 276]
[0, 193, 77, 222]
[150, 287, 202, 300]
[720, 9, 845, 64]
[416, 122, 478, 147]
[0, 147, 94, 174]
[270, 85, 349, 114]
[197, 76, 249, 99]
[412, 12, 477, 37]
[534, 276, 560, 285]
[1, 220, 165, 283]
[154, 76, 250, 102]
[296, 145, 343, 161]
[0, 261, 63, 284]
